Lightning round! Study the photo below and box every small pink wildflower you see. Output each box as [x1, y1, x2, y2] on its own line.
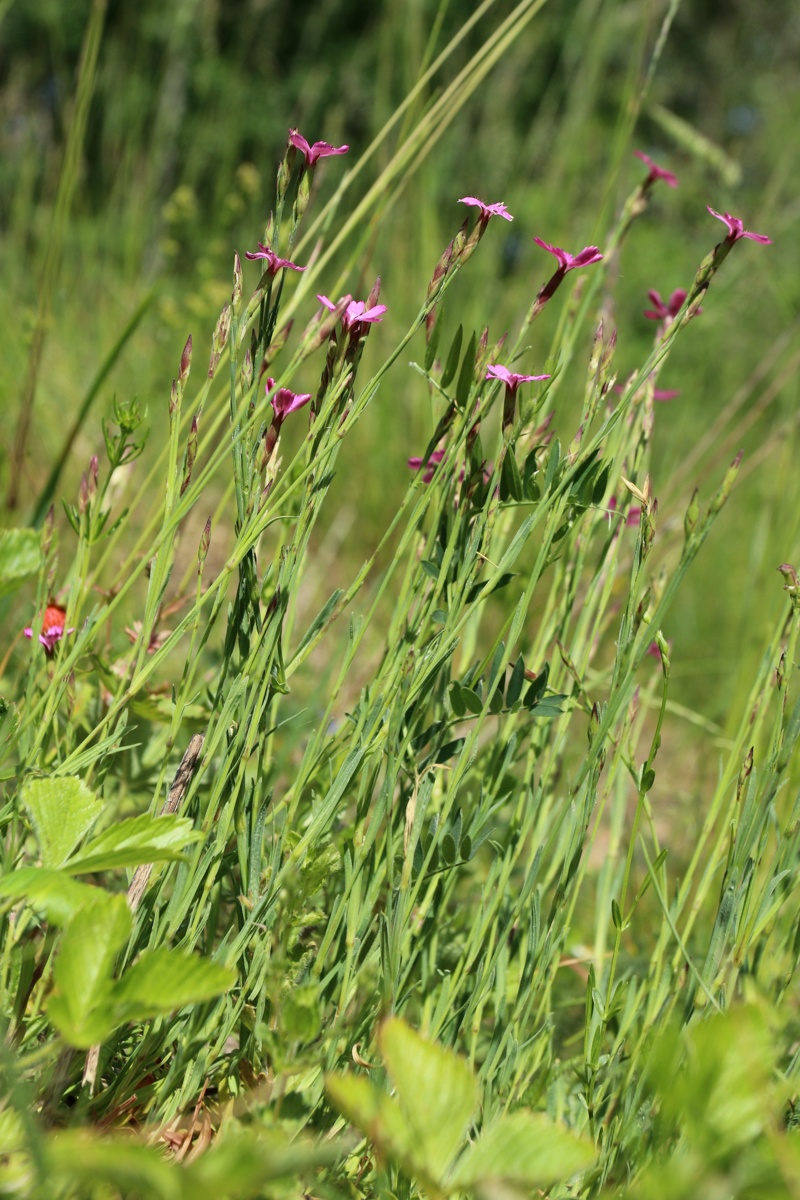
[606, 497, 641, 526]
[244, 243, 305, 275]
[458, 196, 513, 223]
[408, 448, 445, 484]
[533, 238, 604, 273]
[24, 603, 72, 655]
[654, 388, 681, 402]
[125, 622, 171, 655]
[266, 377, 312, 422]
[486, 364, 551, 392]
[288, 129, 349, 167]
[634, 150, 678, 189]
[317, 291, 387, 332]
[643, 288, 701, 321]
[707, 206, 772, 244]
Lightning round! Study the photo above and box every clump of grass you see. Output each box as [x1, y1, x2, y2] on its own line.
[1, 16, 800, 1200]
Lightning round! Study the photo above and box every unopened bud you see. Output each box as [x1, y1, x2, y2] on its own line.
[778, 563, 799, 594]
[241, 348, 253, 392]
[179, 334, 192, 387]
[366, 276, 382, 309]
[295, 169, 311, 224]
[653, 629, 670, 674]
[78, 471, 89, 515]
[737, 746, 754, 796]
[198, 517, 211, 567]
[709, 450, 743, 515]
[208, 302, 231, 379]
[87, 454, 98, 503]
[181, 415, 199, 496]
[427, 238, 456, 302]
[263, 212, 276, 250]
[232, 252, 243, 318]
[169, 379, 179, 416]
[263, 320, 294, 370]
[587, 701, 601, 746]
[276, 152, 292, 206]
[684, 487, 700, 541]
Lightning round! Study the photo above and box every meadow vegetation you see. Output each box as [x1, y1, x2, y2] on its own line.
[1, 1, 800, 1196]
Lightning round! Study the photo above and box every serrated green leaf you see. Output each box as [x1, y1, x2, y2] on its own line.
[48, 894, 132, 1047]
[22, 776, 104, 868]
[0, 867, 101, 925]
[112, 948, 234, 1021]
[326, 1072, 414, 1168]
[280, 983, 321, 1043]
[441, 325, 463, 388]
[380, 1017, 479, 1181]
[63, 813, 202, 874]
[449, 1111, 595, 1188]
[0, 528, 41, 598]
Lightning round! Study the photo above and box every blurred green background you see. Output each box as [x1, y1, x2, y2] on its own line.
[1, 0, 799, 741]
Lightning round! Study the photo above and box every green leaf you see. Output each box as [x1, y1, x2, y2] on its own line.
[543, 439, 561, 492]
[500, 449, 524, 502]
[441, 325, 463, 388]
[506, 655, 526, 708]
[611, 898, 623, 930]
[47, 894, 132, 1047]
[0, 867, 101, 925]
[465, 572, 516, 605]
[449, 684, 467, 718]
[421, 559, 441, 581]
[280, 983, 321, 1042]
[455, 331, 477, 407]
[380, 1017, 479, 1181]
[63, 813, 202, 874]
[294, 588, 344, 657]
[449, 1111, 595, 1189]
[111, 947, 235, 1021]
[326, 1072, 414, 1168]
[461, 687, 484, 715]
[0, 528, 41, 598]
[640, 767, 656, 793]
[22, 776, 104, 868]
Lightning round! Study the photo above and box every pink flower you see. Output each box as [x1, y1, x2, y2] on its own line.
[458, 196, 513, 223]
[24, 603, 72, 655]
[643, 288, 698, 321]
[654, 388, 681, 402]
[606, 497, 641, 526]
[485, 364, 551, 392]
[266, 377, 312, 421]
[288, 129, 349, 167]
[317, 292, 387, 331]
[408, 448, 445, 484]
[707, 206, 772, 244]
[634, 150, 678, 188]
[533, 238, 604, 272]
[244, 243, 305, 275]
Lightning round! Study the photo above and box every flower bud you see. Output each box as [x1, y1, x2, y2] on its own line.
[232, 252, 243, 318]
[179, 334, 192, 387]
[198, 517, 211, 567]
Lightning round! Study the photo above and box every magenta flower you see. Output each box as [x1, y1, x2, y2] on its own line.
[634, 150, 678, 189]
[266, 377, 312, 421]
[707, 206, 772, 244]
[289, 129, 349, 167]
[485, 364, 551, 392]
[533, 238, 604, 272]
[606, 497, 641, 526]
[24, 603, 72, 655]
[317, 292, 387, 331]
[408, 448, 445, 484]
[654, 388, 681, 403]
[458, 197, 513, 223]
[643, 288, 694, 321]
[244, 243, 305, 275]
